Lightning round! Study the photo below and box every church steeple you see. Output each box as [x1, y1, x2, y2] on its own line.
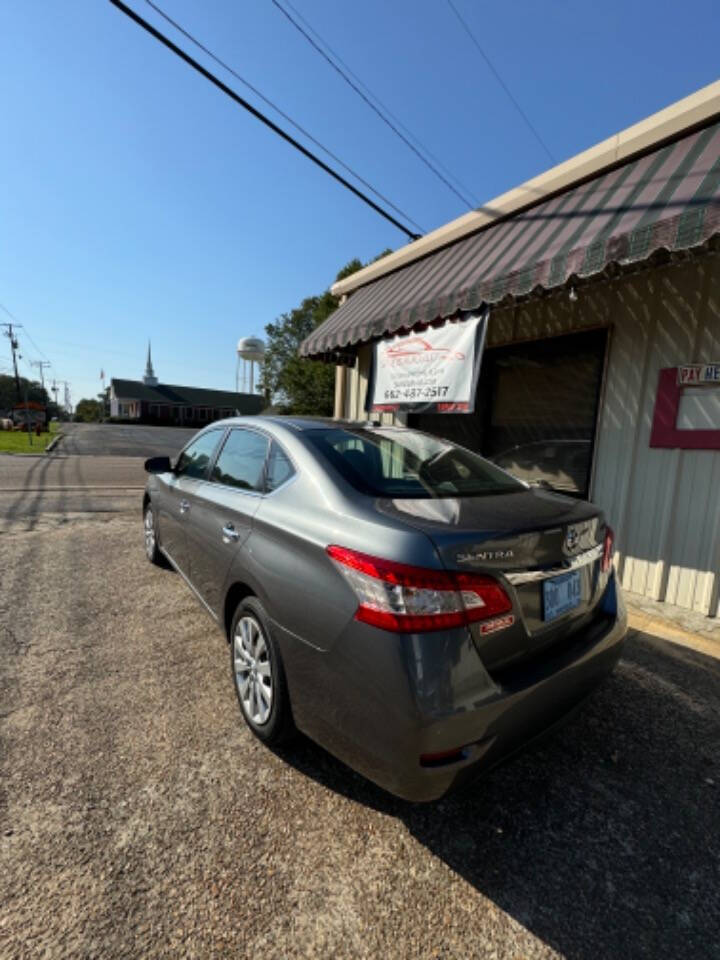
[143, 341, 158, 386]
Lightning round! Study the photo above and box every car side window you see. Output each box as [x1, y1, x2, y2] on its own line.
[211, 429, 269, 491]
[174, 430, 224, 479]
[265, 440, 295, 493]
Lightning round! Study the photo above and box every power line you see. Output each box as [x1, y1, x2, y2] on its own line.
[271, 0, 476, 211]
[143, 0, 424, 236]
[445, 0, 555, 165]
[277, 0, 480, 208]
[0, 302, 19, 323]
[108, 0, 421, 240]
[18, 326, 52, 365]
[0, 303, 57, 384]
[1, 322, 23, 402]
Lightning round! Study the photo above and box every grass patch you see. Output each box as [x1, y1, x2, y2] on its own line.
[0, 421, 61, 454]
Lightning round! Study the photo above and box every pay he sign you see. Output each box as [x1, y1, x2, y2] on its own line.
[678, 364, 720, 385]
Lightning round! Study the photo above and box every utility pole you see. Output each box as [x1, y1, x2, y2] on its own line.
[31, 360, 52, 428]
[57, 380, 72, 417]
[1, 322, 23, 403]
[52, 378, 71, 417]
[21, 377, 33, 446]
[31, 359, 51, 395]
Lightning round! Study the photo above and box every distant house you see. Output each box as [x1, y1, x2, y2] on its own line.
[109, 344, 264, 425]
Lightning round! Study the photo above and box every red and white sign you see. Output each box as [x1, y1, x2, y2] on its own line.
[13, 402, 46, 426]
[677, 363, 720, 385]
[650, 367, 720, 450]
[369, 313, 486, 415]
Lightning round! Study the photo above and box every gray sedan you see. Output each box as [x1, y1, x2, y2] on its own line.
[143, 417, 626, 801]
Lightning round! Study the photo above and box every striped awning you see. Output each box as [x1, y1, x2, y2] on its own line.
[301, 118, 720, 359]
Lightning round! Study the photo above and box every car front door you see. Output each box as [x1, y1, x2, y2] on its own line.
[156, 428, 226, 577]
[184, 427, 270, 615]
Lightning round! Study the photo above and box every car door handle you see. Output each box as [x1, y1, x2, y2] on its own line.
[222, 523, 240, 543]
[179, 499, 190, 514]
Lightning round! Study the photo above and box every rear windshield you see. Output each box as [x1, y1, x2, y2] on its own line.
[306, 427, 526, 499]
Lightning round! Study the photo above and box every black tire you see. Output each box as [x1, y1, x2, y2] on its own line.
[143, 501, 162, 566]
[229, 597, 295, 746]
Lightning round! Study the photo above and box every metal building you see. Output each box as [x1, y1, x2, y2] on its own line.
[301, 82, 720, 619]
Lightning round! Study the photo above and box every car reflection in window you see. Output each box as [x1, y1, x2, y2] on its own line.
[490, 439, 591, 494]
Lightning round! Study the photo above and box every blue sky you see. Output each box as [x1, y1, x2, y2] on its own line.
[1, 0, 718, 405]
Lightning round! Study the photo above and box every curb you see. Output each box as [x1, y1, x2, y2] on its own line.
[45, 432, 64, 454]
[627, 608, 720, 660]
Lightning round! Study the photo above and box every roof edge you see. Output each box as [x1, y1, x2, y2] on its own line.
[331, 79, 720, 297]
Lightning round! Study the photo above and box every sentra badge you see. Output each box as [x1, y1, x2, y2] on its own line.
[456, 548, 515, 563]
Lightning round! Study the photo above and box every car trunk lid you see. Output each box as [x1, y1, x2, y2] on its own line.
[377, 488, 609, 672]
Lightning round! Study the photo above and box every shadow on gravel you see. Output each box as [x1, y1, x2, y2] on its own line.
[277, 632, 720, 959]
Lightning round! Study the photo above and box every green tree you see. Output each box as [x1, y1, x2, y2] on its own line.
[74, 398, 104, 422]
[261, 290, 338, 415]
[261, 252, 390, 415]
[0, 374, 50, 412]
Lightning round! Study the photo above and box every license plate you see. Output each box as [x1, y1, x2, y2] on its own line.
[543, 570, 582, 621]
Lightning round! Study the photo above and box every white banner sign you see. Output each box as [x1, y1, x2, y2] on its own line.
[369, 313, 486, 414]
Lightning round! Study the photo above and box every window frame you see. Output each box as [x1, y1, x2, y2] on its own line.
[174, 425, 298, 495]
[206, 425, 273, 497]
[200, 427, 298, 496]
[209, 426, 270, 495]
[264, 438, 297, 495]
[173, 427, 227, 481]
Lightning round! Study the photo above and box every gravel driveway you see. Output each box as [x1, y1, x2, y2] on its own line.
[1, 492, 719, 958]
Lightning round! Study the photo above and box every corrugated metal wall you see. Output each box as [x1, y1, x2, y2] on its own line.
[591, 257, 720, 618]
[338, 254, 720, 619]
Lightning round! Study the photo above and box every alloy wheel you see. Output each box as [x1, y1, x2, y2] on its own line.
[144, 507, 156, 559]
[233, 616, 273, 726]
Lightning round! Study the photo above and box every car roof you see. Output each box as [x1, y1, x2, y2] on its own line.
[214, 415, 385, 433]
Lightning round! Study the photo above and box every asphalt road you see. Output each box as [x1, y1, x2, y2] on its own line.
[60, 422, 196, 458]
[1, 460, 719, 958]
[0, 454, 145, 528]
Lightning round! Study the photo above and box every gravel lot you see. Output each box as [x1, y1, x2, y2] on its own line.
[1, 478, 719, 958]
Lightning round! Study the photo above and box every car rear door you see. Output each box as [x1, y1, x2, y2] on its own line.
[183, 427, 270, 616]
[156, 428, 226, 576]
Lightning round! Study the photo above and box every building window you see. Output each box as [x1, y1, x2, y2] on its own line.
[409, 328, 608, 498]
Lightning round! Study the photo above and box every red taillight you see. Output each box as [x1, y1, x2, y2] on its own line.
[602, 525, 615, 573]
[326, 545, 512, 633]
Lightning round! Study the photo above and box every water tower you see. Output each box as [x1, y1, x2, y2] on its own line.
[236, 337, 265, 394]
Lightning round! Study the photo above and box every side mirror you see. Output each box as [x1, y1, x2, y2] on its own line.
[145, 455, 173, 474]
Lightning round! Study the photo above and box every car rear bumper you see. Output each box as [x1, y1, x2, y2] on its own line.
[278, 573, 627, 803]
[407, 615, 625, 801]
